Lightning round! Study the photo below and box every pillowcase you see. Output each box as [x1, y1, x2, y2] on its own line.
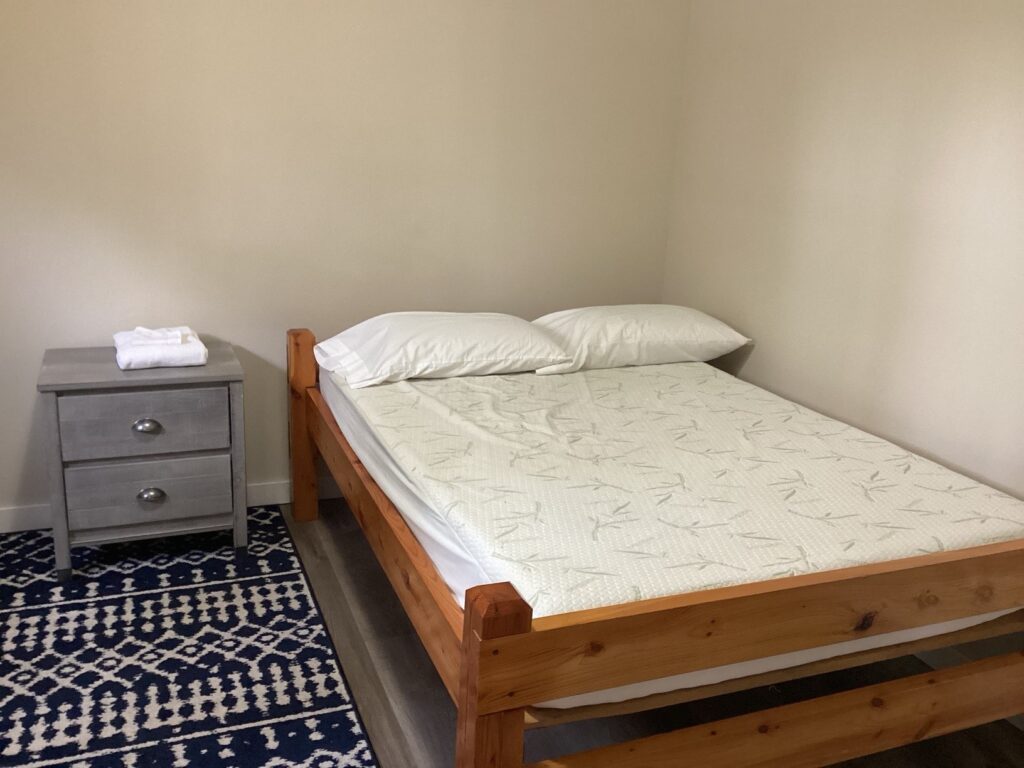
[533, 304, 749, 375]
[314, 311, 571, 388]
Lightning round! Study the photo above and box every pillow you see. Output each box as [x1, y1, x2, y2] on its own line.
[533, 304, 749, 375]
[314, 311, 571, 388]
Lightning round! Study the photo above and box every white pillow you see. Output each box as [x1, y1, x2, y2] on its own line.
[533, 304, 749, 375]
[315, 311, 571, 388]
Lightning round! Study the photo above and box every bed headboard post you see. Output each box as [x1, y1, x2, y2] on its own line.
[287, 329, 319, 521]
[456, 582, 532, 768]
[287, 328, 317, 395]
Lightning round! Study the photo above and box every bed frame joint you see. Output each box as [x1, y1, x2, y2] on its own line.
[456, 583, 533, 768]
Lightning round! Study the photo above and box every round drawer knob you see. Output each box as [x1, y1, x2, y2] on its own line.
[137, 487, 167, 503]
[132, 418, 163, 435]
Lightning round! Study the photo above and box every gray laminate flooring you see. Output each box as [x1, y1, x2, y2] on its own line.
[286, 500, 1024, 768]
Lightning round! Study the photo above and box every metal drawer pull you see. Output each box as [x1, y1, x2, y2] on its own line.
[132, 418, 163, 434]
[137, 487, 167, 503]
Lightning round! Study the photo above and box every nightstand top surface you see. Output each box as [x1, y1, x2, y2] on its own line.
[38, 338, 243, 392]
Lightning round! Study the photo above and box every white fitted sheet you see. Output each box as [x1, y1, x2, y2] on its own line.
[319, 364, 1021, 708]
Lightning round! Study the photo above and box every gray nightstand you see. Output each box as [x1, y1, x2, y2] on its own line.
[36, 339, 246, 581]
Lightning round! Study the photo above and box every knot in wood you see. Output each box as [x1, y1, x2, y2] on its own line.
[853, 611, 878, 632]
[584, 641, 605, 657]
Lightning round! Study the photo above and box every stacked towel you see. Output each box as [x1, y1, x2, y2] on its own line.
[114, 326, 209, 370]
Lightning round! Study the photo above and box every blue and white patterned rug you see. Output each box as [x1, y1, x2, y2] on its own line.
[0, 507, 378, 768]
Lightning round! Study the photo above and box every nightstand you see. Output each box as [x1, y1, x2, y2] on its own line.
[37, 339, 246, 581]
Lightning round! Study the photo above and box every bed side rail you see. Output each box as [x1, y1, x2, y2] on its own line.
[303, 380, 469, 700]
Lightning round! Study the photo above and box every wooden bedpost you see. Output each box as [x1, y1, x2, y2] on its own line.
[287, 329, 319, 522]
[456, 582, 533, 768]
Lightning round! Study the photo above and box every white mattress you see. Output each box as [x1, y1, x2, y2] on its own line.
[320, 363, 1022, 708]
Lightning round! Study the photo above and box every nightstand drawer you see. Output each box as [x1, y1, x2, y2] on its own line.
[58, 386, 229, 461]
[65, 454, 232, 531]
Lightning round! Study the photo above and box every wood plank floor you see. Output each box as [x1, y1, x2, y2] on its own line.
[287, 500, 1024, 768]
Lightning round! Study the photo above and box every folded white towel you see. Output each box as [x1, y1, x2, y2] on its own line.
[120, 326, 189, 346]
[114, 326, 209, 370]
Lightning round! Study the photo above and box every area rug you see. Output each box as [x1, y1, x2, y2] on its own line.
[0, 507, 378, 768]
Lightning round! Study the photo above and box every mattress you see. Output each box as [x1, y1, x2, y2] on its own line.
[320, 363, 1023, 708]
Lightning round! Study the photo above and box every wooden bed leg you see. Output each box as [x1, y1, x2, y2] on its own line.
[457, 583, 533, 768]
[287, 328, 319, 522]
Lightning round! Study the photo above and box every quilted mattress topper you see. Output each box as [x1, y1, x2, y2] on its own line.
[339, 362, 1024, 618]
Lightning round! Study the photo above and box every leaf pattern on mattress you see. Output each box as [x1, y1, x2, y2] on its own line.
[344, 363, 1024, 617]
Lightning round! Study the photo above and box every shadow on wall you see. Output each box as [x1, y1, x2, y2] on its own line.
[228, 336, 341, 505]
[13, 396, 48, 522]
[710, 343, 754, 378]
[218, 339, 288, 504]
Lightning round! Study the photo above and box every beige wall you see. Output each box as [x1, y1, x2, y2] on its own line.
[663, 0, 1024, 497]
[0, 1, 687, 524]
[4, 1, 1023, 529]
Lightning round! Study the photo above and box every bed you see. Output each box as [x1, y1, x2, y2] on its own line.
[288, 329, 1024, 767]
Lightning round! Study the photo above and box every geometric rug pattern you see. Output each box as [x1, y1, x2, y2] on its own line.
[0, 507, 378, 767]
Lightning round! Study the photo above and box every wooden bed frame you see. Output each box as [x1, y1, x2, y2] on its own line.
[287, 329, 1024, 767]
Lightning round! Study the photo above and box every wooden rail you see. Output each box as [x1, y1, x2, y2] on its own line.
[306, 386, 465, 699]
[524, 608, 1024, 727]
[288, 329, 465, 699]
[475, 541, 1024, 713]
[528, 651, 1024, 768]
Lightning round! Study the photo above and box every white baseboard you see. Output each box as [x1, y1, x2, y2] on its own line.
[0, 503, 51, 534]
[0, 476, 341, 534]
[244, 480, 293, 509]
